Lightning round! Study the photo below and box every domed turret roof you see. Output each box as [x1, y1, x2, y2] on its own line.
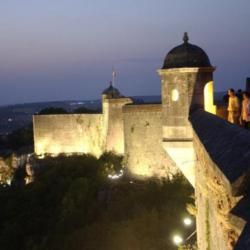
[102, 82, 122, 98]
[162, 33, 212, 69]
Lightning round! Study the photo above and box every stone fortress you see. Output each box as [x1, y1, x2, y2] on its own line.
[33, 33, 215, 180]
[33, 33, 250, 250]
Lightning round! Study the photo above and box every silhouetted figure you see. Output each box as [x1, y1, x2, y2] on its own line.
[241, 92, 250, 129]
[227, 88, 240, 124]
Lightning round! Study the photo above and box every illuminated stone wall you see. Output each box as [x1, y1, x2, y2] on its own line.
[158, 67, 215, 187]
[194, 132, 241, 250]
[33, 97, 132, 157]
[103, 97, 132, 154]
[190, 110, 249, 250]
[159, 67, 214, 141]
[123, 104, 177, 178]
[33, 114, 105, 157]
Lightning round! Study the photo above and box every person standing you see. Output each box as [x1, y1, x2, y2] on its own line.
[241, 92, 250, 129]
[227, 88, 240, 124]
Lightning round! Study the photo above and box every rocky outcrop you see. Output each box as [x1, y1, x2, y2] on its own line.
[0, 151, 34, 185]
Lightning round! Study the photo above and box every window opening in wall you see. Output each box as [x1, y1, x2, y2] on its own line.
[204, 82, 216, 114]
[171, 89, 179, 102]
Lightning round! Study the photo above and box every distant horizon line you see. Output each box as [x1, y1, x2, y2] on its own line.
[0, 92, 229, 108]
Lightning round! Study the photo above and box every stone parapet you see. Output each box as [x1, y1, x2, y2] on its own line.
[103, 97, 132, 104]
[189, 109, 250, 194]
[123, 104, 162, 113]
[189, 109, 250, 249]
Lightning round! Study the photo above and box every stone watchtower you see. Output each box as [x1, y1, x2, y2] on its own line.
[158, 33, 215, 185]
[102, 83, 132, 154]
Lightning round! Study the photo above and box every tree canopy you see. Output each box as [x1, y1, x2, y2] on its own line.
[38, 107, 68, 115]
[0, 154, 194, 250]
[72, 106, 100, 114]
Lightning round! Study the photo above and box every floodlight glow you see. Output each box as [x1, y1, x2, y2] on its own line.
[108, 169, 124, 180]
[171, 89, 179, 101]
[183, 217, 192, 226]
[173, 234, 183, 245]
[204, 81, 216, 114]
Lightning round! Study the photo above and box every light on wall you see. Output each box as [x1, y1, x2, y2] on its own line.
[36, 142, 45, 155]
[171, 89, 179, 101]
[204, 81, 216, 114]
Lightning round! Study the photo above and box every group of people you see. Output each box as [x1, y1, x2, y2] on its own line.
[227, 88, 250, 129]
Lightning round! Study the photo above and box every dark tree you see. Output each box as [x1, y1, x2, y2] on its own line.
[73, 106, 99, 114]
[38, 107, 68, 115]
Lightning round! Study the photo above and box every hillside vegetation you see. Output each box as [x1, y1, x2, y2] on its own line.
[0, 153, 194, 250]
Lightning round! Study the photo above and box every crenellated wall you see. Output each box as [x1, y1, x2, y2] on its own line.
[123, 104, 177, 178]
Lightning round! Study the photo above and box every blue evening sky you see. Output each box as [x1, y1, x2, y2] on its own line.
[0, 0, 249, 105]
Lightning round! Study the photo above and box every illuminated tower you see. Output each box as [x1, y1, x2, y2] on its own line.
[158, 33, 215, 185]
[102, 82, 132, 154]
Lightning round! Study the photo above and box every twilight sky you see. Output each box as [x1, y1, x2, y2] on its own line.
[0, 0, 249, 105]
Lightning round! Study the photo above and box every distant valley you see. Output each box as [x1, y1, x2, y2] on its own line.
[0, 93, 225, 135]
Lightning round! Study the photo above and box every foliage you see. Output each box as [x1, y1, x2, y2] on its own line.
[0, 154, 194, 250]
[99, 151, 124, 174]
[7, 123, 34, 149]
[72, 106, 99, 114]
[38, 107, 68, 115]
[0, 155, 15, 184]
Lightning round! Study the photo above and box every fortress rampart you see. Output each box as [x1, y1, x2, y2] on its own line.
[123, 104, 176, 178]
[103, 97, 132, 154]
[32, 33, 250, 249]
[33, 114, 105, 157]
[33, 101, 176, 179]
[189, 110, 250, 250]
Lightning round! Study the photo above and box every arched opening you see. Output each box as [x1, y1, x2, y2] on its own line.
[171, 89, 179, 102]
[204, 81, 216, 114]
